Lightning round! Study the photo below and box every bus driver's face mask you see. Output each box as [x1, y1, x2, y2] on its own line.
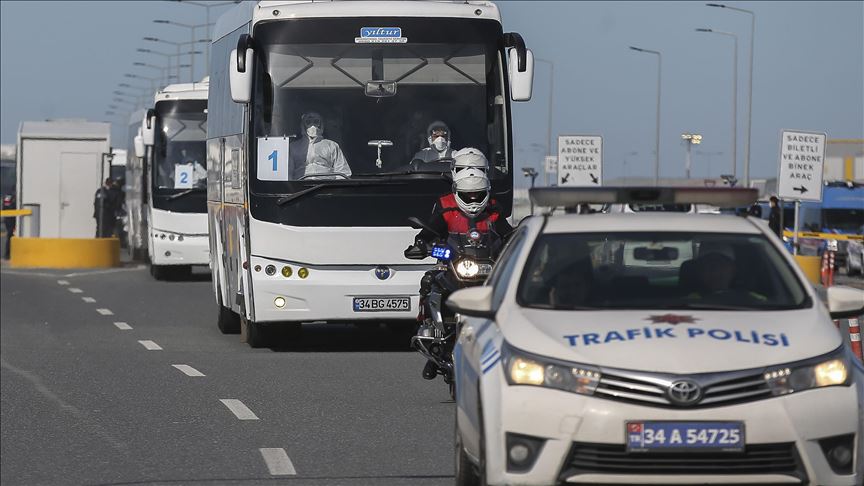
[429, 128, 449, 153]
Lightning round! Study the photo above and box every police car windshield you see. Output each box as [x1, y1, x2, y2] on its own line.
[517, 232, 809, 311]
[250, 18, 508, 189]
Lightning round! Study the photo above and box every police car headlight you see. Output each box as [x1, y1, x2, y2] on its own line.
[455, 258, 480, 278]
[763, 347, 850, 396]
[503, 343, 601, 396]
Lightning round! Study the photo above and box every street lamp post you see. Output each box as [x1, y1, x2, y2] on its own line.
[707, 3, 755, 188]
[630, 46, 662, 185]
[696, 28, 738, 180]
[153, 20, 213, 82]
[522, 168, 539, 215]
[535, 58, 555, 186]
[171, 1, 238, 74]
[143, 36, 208, 83]
[681, 133, 703, 179]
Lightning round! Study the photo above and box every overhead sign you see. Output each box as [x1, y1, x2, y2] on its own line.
[777, 130, 825, 202]
[544, 156, 558, 174]
[558, 135, 602, 186]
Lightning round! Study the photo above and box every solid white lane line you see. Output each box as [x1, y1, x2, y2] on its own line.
[138, 340, 162, 350]
[172, 364, 205, 377]
[96, 308, 114, 315]
[68, 288, 83, 294]
[113, 322, 132, 330]
[82, 297, 96, 303]
[259, 448, 297, 476]
[57, 280, 70, 285]
[219, 399, 259, 420]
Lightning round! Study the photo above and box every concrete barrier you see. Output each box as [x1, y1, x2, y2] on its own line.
[793, 255, 821, 286]
[10, 237, 120, 269]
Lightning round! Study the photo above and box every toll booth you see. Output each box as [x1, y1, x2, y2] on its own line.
[16, 120, 111, 238]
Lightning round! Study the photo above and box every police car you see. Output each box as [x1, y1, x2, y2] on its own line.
[449, 187, 864, 486]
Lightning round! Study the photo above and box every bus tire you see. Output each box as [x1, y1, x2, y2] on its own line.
[150, 264, 168, 280]
[174, 265, 192, 280]
[217, 305, 241, 334]
[241, 315, 267, 348]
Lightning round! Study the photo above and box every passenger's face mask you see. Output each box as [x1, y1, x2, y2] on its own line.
[430, 136, 449, 152]
[306, 125, 320, 139]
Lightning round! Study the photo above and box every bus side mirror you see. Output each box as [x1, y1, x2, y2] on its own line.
[141, 109, 155, 146]
[134, 135, 145, 158]
[230, 48, 253, 103]
[508, 48, 534, 102]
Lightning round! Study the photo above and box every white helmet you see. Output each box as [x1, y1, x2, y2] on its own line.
[451, 147, 489, 179]
[453, 167, 491, 216]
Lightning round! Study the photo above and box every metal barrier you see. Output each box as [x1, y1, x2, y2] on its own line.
[0, 204, 40, 237]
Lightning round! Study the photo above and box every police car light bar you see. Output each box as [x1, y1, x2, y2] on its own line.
[529, 187, 758, 208]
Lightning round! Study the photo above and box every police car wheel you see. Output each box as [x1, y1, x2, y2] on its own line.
[455, 431, 480, 486]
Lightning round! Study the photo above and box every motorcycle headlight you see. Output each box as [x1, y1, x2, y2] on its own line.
[455, 258, 480, 278]
[503, 343, 601, 396]
[763, 347, 851, 396]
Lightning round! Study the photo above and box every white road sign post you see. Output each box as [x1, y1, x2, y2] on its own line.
[557, 135, 602, 187]
[777, 130, 826, 254]
[544, 156, 557, 186]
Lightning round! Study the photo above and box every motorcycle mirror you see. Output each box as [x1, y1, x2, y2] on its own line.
[408, 216, 425, 229]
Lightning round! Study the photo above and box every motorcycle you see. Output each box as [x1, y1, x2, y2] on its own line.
[405, 216, 501, 395]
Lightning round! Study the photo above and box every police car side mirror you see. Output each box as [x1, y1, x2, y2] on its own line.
[447, 286, 495, 319]
[508, 47, 534, 102]
[230, 47, 253, 104]
[826, 286, 864, 320]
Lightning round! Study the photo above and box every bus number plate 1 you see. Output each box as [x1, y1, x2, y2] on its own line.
[353, 297, 410, 312]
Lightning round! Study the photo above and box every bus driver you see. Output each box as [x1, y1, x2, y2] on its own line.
[289, 112, 352, 179]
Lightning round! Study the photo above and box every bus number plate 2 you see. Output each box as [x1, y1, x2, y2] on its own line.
[353, 297, 410, 312]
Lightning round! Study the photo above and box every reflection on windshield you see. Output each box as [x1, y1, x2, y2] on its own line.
[518, 232, 808, 311]
[251, 19, 508, 188]
[154, 100, 208, 190]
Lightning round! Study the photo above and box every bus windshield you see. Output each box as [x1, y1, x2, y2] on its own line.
[153, 100, 208, 191]
[251, 18, 508, 189]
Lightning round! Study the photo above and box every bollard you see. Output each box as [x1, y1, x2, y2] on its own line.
[827, 251, 835, 287]
[820, 252, 829, 287]
[849, 318, 863, 363]
[20, 203, 40, 237]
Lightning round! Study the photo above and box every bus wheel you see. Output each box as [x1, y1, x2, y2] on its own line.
[241, 315, 267, 348]
[217, 305, 241, 334]
[173, 265, 192, 280]
[150, 264, 167, 280]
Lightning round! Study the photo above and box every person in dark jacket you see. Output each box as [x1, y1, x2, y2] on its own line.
[2, 193, 15, 259]
[94, 178, 119, 238]
[768, 196, 782, 238]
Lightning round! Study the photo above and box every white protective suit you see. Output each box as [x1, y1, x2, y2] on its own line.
[289, 112, 351, 179]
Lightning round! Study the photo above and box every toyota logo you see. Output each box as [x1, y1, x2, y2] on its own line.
[667, 380, 702, 406]
[374, 266, 391, 280]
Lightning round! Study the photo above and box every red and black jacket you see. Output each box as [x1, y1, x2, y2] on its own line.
[415, 193, 514, 251]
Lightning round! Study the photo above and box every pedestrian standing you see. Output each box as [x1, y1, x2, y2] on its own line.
[93, 178, 118, 238]
[2, 193, 15, 259]
[768, 196, 782, 238]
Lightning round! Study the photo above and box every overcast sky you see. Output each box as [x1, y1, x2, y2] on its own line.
[1, 1, 861, 185]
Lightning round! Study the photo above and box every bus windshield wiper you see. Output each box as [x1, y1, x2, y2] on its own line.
[275, 180, 406, 206]
[167, 188, 202, 201]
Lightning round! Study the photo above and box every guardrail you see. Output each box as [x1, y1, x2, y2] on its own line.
[783, 230, 863, 242]
[1, 203, 40, 237]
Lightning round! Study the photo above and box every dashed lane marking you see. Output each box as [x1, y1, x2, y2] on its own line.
[68, 288, 83, 294]
[113, 322, 132, 330]
[57, 280, 69, 285]
[172, 364, 205, 377]
[219, 399, 259, 420]
[138, 340, 162, 350]
[96, 308, 114, 315]
[259, 448, 297, 476]
[82, 297, 96, 303]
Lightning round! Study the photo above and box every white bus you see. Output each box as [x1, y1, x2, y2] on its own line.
[208, 0, 534, 346]
[135, 80, 211, 280]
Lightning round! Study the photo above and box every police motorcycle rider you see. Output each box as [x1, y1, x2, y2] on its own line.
[412, 120, 455, 163]
[404, 149, 514, 385]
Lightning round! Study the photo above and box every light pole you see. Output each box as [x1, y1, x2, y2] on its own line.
[535, 58, 555, 184]
[707, 3, 755, 188]
[170, 1, 239, 74]
[522, 167, 539, 215]
[137, 48, 202, 81]
[630, 46, 662, 185]
[681, 133, 703, 179]
[153, 20, 213, 82]
[143, 36, 208, 83]
[696, 28, 738, 180]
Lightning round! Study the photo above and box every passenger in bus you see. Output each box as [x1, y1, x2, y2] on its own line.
[289, 112, 351, 179]
[412, 121, 455, 163]
[180, 148, 207, 188]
